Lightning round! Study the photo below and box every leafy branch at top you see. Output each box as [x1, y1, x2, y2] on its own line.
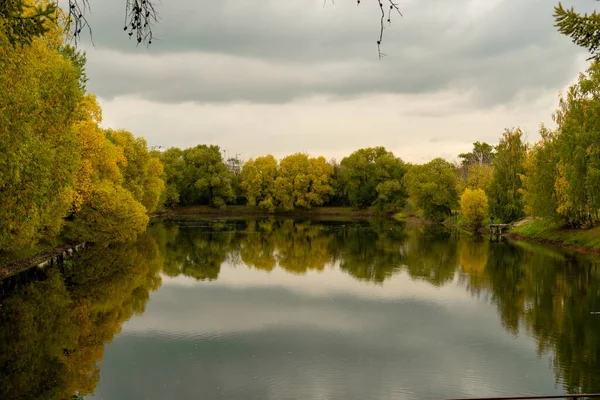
[554, 2, 600, 60]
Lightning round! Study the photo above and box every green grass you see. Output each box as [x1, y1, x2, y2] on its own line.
[511, 218, 600, 252]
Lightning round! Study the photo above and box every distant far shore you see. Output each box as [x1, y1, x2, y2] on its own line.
[152, 205, 394, 219]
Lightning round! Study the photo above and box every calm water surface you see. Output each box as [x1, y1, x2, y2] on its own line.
[1, 218, 600, 400]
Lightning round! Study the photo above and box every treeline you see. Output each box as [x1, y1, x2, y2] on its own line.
[159, 146, 408, 213]
[156, 131, 525, 227]
[0, 8, 164, 252]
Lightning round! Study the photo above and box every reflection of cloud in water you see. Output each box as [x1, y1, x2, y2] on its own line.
[96, 275, 559, 400]
[160, 261, 471, 304]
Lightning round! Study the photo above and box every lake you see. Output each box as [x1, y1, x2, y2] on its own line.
[1, 218, 600, 400]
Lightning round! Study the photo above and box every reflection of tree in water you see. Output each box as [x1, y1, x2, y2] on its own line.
[4, 218, 600, 398]
[458, 238, 600, 395]
[0, 236, 163, 400]
[399, 225, 459, 287]
[154, 221, 241, 281]
[153, 219, 462, 284]
[240, 219, 277, 272]
[332, 221, 407, 283]
[148, 218, 600, 398]
[274, 220, 333, 275]
[457, 236, 490, 297]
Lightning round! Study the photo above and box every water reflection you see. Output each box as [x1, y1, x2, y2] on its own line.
[0, 218, 599, 399]
[0, 235, 163, 400]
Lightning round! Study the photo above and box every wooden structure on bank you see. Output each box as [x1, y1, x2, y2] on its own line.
[489, 224, 511, 236]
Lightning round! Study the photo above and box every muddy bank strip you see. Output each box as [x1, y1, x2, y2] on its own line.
[0, 243, 86, 280]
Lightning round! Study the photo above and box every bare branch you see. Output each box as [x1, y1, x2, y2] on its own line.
[67, 0, 93, 46]
[358, 0, 403, 59]
[64, 0, 159, 47]
[124, 0, 160, 46]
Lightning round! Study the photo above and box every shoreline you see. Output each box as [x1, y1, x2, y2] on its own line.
[444, 219, 600, 257]
[0, 242, 86, 280]
[154, 205, 391, 219]
[4, 209, 600, 280]
[504, 232, 600, 256]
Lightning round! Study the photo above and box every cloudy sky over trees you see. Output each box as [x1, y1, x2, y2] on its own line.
[72, 0, 594, 162]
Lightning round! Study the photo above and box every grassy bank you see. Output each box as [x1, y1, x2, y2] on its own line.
[509, 218, 600, 254]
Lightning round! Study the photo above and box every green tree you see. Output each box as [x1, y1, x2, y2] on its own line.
[404, 158, 458, 221]
[460, 188, 489, 229]
[158, 147, 186, 208]
[457, 142, 495, 194]
[488, 128, 527, 222]
[457, 163, 494, 194]
[521, 125, 560, 220]
[339, 147, 408, 210]
[458, 141, 495, 167]
[180, 145, 234, 207]
[551, 61, 600, 225]
[0, 0, 57, 46]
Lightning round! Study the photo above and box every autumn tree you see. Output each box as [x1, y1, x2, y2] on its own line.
[0, 18, 82, 250]
[107, 129, 165, 213]
[488, 128, 527, 222]
[404, 158, 458, 221]
[240, 155, 278, 212]
[273, 153, 334, 211]
[460, 188, 489, 229]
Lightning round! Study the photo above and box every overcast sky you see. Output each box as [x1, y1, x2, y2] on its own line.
[69, 0, 595, 163]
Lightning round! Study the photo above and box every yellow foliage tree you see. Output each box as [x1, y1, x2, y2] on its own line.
[71, 94, 127, 212]
[70, 181, 149, 244]
[273, 153, 333, 211]
[240, 155, 278, 211]
[0, 18, 82, 250]
[107, 129, 165, 213]
[460, 188, 489, 229]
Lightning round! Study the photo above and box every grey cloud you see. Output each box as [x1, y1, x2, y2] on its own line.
[76, 0, 591, 107]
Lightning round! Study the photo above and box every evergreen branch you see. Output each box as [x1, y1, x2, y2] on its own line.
[554, 2, 600, 60]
